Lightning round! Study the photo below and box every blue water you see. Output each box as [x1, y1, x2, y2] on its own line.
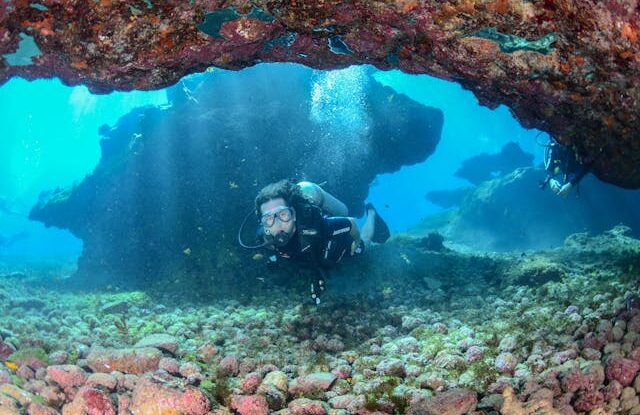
[0, 78, 166, 261]
[0, 64, 575, 263]
[369, 71, 547, 232]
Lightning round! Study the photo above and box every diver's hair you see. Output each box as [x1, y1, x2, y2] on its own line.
[255, 179, 306, 216]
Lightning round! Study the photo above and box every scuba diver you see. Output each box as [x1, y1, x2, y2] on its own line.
[540, 138, 591, 197]
[238, 179, 390, 304]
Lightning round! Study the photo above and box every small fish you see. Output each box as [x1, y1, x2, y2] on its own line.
[183, 248, 191, 256]
[252, 253, 264, 261]
[382, 286, 393, 299]
[229, 181, 239, 189]
[400, 253, 411, 265]
[4, 361, 18, 370]
[197, 226, 203, 232]
[256, 277, 265, 282]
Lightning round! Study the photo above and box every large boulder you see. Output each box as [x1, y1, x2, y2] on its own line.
[86, 348, 162, 374]
[433, 167, 640, 251]
[129, 377, 211, 415]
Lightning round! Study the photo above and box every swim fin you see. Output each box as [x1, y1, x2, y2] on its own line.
[365, 203, 390, 243]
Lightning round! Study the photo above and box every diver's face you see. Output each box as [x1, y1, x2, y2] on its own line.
[260, 198, 296, 238]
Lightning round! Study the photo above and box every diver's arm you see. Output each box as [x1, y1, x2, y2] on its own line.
[348, 218, 363, 255]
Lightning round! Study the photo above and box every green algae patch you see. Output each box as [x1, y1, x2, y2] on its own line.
[8, 347, 50, 367]
[412, 327, 447, 359]
[466, 358, 498, 390]
[9, 374, 24, 387]
[135, 321, 165, 338]
[363, 376, 407, 413]
[472, 28, 557, 54]
[200, 376, 232, 406]
[507, 257, 566, 286]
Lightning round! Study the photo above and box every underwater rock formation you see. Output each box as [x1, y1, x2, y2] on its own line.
[425, 187, 474, 209]
[431, 167, 640, 251]
[2, 1, 640, 188]
[29, 65, 442, 287]
[455, 142, 534, 185]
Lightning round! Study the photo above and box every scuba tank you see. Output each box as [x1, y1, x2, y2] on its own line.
[297, 181, 348, 216]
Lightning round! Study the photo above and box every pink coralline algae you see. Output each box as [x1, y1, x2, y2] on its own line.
[46, 365, 87, 389]
[219, 354, 240, 376]
[63, 387, 117, 415]
[573, 389, 604, 412]
[605, 357, 640, 386]
[86, 347, 162, 374]
[288, 397, 327, 415]
[465, 345, 484, 364]
[129, 378, 211, 415]
[240, 371, 263, 394]
[408, 388, 477, 415]
[230, 394, 270, 415]
[289, 372, 337, 398]
[0, 341, 15, 361]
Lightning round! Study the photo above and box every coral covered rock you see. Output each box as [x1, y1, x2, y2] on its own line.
[289, 373, 336, 399]
[129, 378, 211, 415]
[230, 394, 269, 415]
[45, 365, 87, 390]
[407, 388, 477, 415]
[605, 357, 640, 387]
[133, 334, 179, 355]
[1, 0, 640, 187]
[86, 347, 162, 375]
[61, 387, 116, 415]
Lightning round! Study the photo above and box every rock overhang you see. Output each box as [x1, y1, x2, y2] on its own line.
[1, 0, 640, 187]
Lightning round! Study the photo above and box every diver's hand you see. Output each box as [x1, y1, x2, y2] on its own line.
[557, 182, 573, 197]
[266, 255, 278, 271]
[549, 179, 561, 194]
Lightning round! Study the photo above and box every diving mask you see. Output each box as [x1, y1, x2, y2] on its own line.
[260, 206, 295, 228]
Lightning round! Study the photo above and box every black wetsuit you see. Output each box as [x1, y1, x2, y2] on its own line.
[544, 141, 590, 187]
[265, 203, 364, 303]
[274, 214, 363, 269]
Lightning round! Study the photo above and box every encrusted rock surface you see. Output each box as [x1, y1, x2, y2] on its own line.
[1, 0, 640, 187]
